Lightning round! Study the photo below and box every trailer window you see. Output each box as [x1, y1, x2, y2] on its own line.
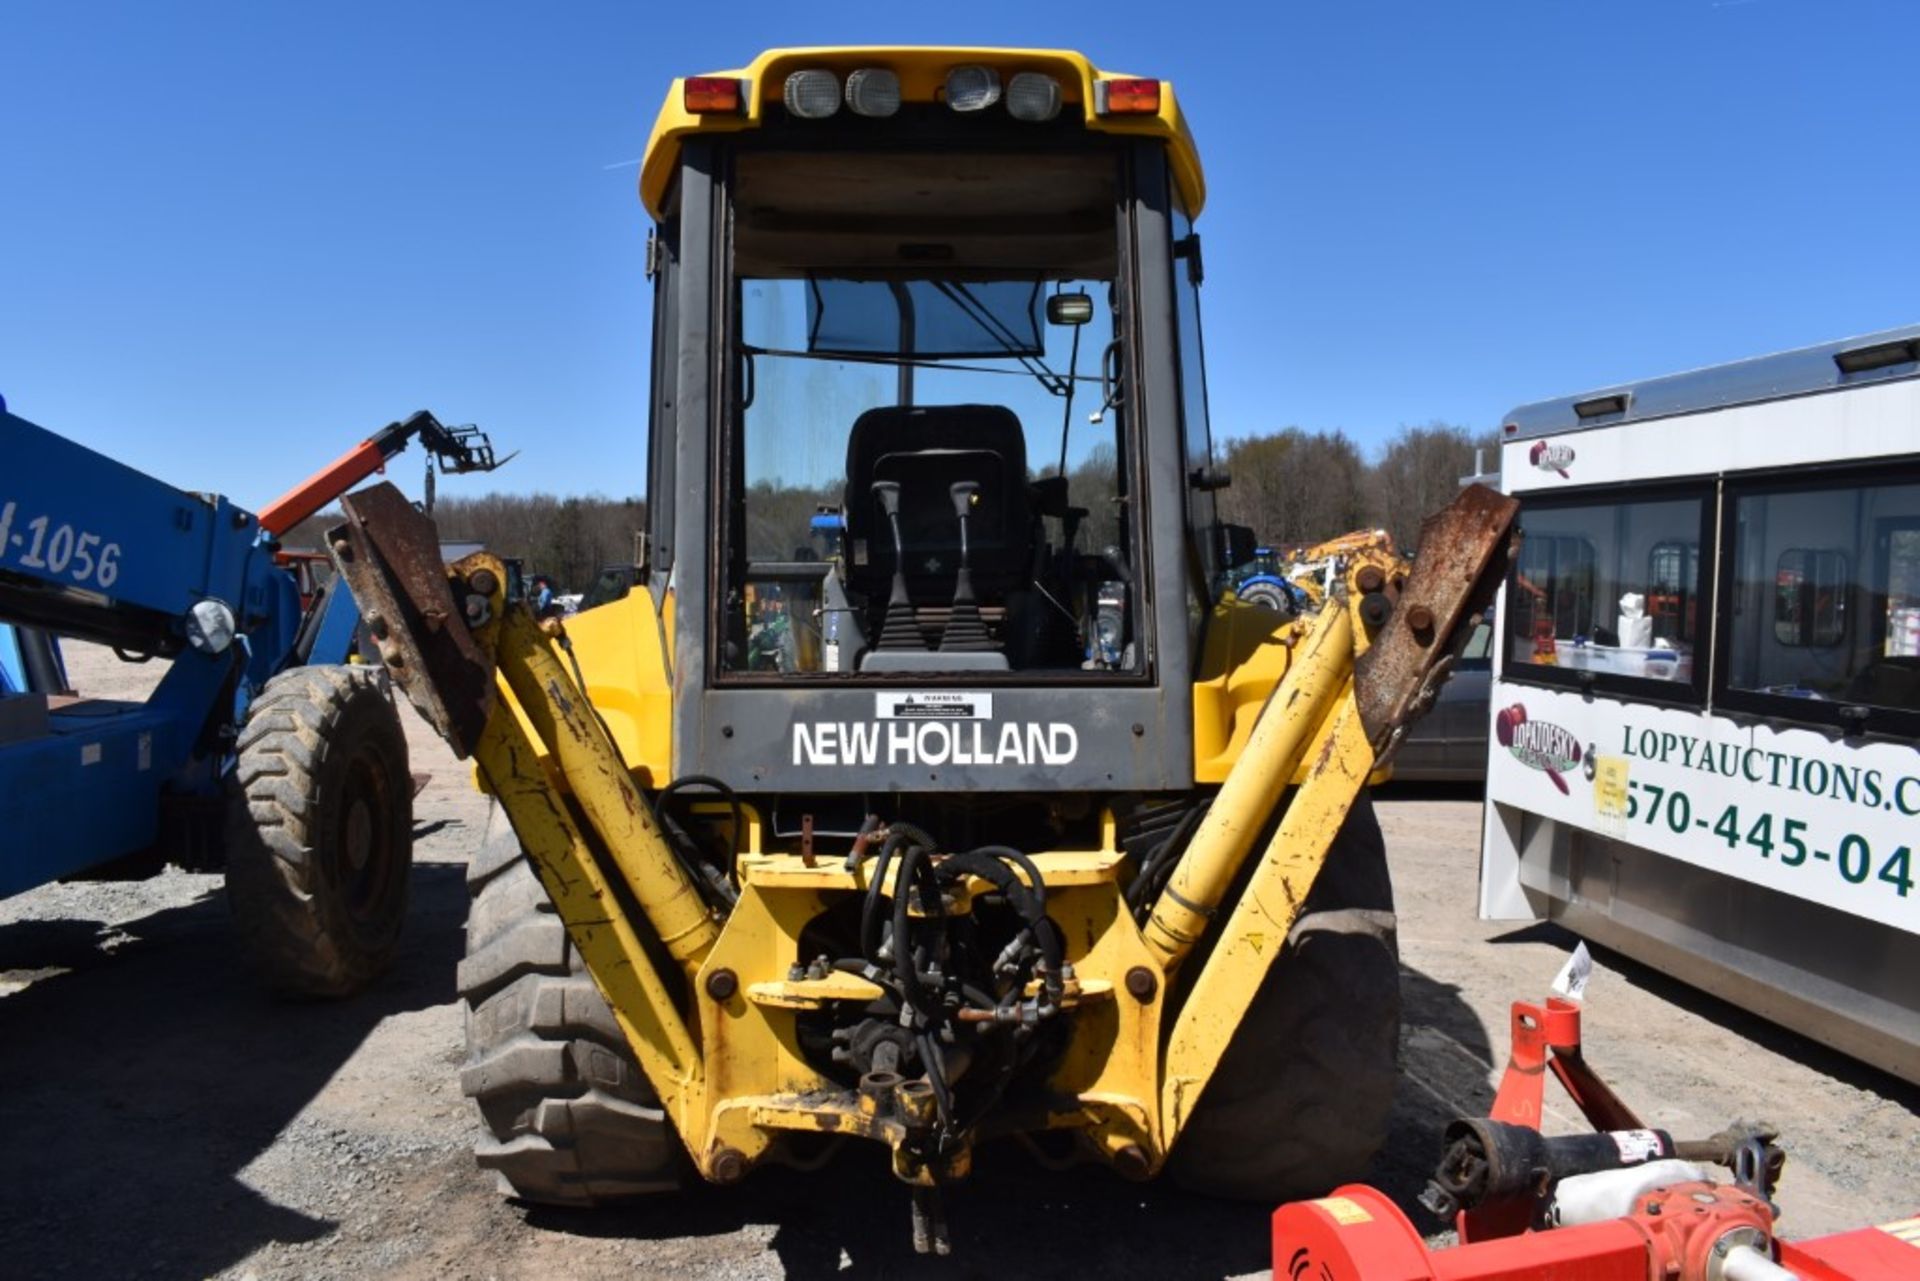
[1723, 473, 1920, 723]
[1772, 548, 1849, 647]
[1506, 490, 1708, 696]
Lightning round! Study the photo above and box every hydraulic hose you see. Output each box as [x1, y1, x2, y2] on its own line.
[863, 822, 937, 963]
[664, 775, 744, 898]
[942, 846, 1062, 1002]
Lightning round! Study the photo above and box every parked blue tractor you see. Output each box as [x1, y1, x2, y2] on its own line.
[0, 398, 503, 995]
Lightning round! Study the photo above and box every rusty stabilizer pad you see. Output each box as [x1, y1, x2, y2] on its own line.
[1354, 483, 1518, 761]
[330, 482, 496, 757]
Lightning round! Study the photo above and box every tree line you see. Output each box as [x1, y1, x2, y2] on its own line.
[278, 423, 1495, 589]
[1215, 422, 1500, 556]
[282, 492, 646, 594]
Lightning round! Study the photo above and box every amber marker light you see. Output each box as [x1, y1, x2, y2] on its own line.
[1095, 78, 1161, 115]
[684, 76, 744, 114]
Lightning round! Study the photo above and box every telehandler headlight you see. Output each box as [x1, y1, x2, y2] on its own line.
[1005, 72, 1062, 122]
[844, 68, 901, 118]
[783, 69, 842, 119]
[944, 65, 1002, 112]
[185, 598, 237, 655]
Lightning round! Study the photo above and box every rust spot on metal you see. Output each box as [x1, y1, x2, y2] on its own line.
[1354, 484, 1518, 762]
[330, 484, 498, 757]
[1311, 730, 1342, 772]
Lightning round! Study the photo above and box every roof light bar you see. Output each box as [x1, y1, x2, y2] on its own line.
[945, 65, 1002, 112]
[1006, 72, 1062, 122]
[844, 67, 901, 118]
[783, 69, 841, 119]
[683, 76, 744, 115]
[1095, 77, 1162, 116]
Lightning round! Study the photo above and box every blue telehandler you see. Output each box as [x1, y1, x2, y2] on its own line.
[0, 398, 504, 995]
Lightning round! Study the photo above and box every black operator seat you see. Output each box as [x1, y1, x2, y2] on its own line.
[843, 404, 1033, 606]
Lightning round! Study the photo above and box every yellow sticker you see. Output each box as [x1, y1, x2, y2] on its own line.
[1593, 755, 1629, 819]
[1880, 1214, 1920, 1247]
[1313, 1196, 1373, 1226]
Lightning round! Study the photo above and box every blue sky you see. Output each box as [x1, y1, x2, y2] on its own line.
[4, 1, 1915, 507]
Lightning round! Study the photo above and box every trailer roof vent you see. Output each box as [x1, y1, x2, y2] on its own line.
[1572, 393, 1630, 420]
[1834, 338, 1920, 375]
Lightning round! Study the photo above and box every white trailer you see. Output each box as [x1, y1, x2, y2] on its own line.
[1480, 325, 1920, 1083]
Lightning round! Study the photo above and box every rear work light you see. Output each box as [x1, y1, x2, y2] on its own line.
[1006, 72, 1062, 122]
[683, 76, 744, 114]
[844, 67, 901, 118]
[783, 69, 841, 119]
[945, 65, 1002, 112]
[1095, 77, 1162, 115]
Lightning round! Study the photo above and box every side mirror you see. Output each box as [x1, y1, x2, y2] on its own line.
[1175, 233, 1205, 285]
[1047, 293, 1094, 326]
[1214, 522, 1257, 572]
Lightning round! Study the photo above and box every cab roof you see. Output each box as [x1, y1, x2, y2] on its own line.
[639, 47, 1205, 221]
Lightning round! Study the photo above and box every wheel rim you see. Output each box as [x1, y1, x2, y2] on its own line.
[334, 753, 400, 938]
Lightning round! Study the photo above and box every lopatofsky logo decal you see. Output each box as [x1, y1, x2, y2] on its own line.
[1495, 703, 1582, 795]
[1530, 440, 1575, 478]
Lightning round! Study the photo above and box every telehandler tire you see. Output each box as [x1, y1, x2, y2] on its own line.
[458, 806, 680, 1205]
[225, 664, 413, 997]
[1235, 578, 1297, 616]
[1166, 794, 1399, 1201]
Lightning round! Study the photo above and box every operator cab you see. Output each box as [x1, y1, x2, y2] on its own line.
[642, 52, 1228, 791]
[722, 143, 1137, 678]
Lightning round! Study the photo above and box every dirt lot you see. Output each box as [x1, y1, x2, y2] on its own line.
[2, 644, 1915, 1279]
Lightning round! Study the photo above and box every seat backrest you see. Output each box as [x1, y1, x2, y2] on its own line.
[844, 405, 1030, 595]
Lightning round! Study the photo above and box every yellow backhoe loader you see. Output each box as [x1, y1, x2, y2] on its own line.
[330, 47, 1517, 1253]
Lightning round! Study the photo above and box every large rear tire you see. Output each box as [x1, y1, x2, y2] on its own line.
[458, 806, 680, 1205]
[225, 665, 413, 997]
[1166, 794, 1400, 1200]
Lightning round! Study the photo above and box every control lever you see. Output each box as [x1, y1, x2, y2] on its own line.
[940, 481, 995, 653]
[871, 481, 925, 651]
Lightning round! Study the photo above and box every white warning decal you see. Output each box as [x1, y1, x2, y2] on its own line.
[876, 691, 992, 720]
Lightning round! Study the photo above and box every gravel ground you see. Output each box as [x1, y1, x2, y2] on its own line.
[1, 643, 1914, 1279]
